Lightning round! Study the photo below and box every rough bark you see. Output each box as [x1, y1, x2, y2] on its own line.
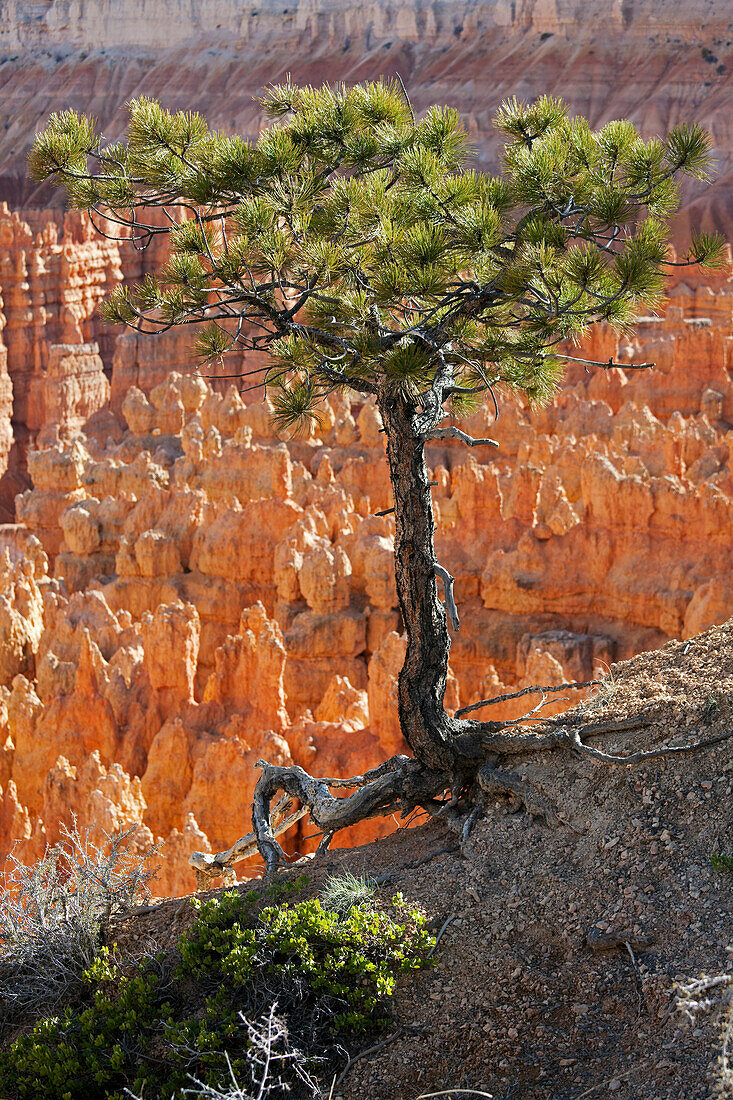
[377, 387, 458, 773]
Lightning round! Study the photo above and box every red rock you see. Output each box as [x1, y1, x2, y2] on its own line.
[2, 36, 733, 890]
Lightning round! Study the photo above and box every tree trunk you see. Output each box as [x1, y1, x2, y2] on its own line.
[378, 388, 458, 773]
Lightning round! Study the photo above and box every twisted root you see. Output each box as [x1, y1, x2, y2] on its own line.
[190, 704, 733, 883]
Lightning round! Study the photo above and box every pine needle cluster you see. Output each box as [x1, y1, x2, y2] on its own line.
[30, 83, 725, 430]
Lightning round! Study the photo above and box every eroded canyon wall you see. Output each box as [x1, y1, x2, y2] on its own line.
[0, 0, 732, 244]
[0, 202, 731, 894]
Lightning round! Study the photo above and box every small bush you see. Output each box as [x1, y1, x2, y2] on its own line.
[0, 875, 435, 1099]
[177, 887, 433, 1032]
[3, 955, 170, 1099]
[0, 821, 157, 1031]
[710, 851, 733, 875]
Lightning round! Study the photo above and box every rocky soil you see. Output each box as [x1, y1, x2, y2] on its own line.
[116, 619, 733, 1099]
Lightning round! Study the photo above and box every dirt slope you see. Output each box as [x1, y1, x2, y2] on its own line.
[117, 617, 733, 1099]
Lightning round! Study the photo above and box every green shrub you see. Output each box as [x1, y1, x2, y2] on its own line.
[711, 851, 733, 875]
[2, 956, 170, 1100]
[178, 887, 433, 1031]
[0, 881, 435, 1099]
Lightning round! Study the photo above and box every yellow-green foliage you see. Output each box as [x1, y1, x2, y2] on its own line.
[0, 880, 434, 1099]
[29, 83, 725, 435]
[178, 888, 433, 1032]
[2, 961, 169, 1100]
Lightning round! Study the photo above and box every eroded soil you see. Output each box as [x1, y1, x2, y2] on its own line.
[114, 621, 733, 1099]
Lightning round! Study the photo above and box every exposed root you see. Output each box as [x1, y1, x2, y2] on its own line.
[565, 725, 733, 766]
[252, 755, 439, 875]
[190, 794, 308, 889]
[460, 799, 485, 842]
[477, 763, 558, 826]
[190, 699, 733, 884]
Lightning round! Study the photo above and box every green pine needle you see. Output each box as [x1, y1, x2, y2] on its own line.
[28, 82, 720, 416]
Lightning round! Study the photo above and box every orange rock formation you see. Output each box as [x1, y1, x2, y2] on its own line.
[0, 209, 730, 894]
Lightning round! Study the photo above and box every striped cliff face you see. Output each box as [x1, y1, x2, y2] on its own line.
[0, 0, 731, 241]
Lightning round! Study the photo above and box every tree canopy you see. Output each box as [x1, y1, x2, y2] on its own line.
[30, 82, 724, 435]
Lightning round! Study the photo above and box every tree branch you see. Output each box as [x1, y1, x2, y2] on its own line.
[189, 793, 307, 886]
[560, 354, 656, 371]
[456, 679, 600, 718]
[434, 563, 460, 631]
[427, 426, 499, 448]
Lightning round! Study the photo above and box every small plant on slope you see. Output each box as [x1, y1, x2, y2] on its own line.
[320, 871, 376, 916]
[0, 878, 434, 1099]
[710, 851, 733, 875]
[0, 820, 157, 1032]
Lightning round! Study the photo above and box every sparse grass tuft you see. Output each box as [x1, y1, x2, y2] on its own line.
[321, 871, 376, 916]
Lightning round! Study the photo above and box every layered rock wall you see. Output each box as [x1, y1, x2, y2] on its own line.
[2, 0, 733, 244]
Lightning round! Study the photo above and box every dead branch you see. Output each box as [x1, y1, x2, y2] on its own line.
[251, 756, 435, 875]
[427, 426, 499, 448]
[456, 679, 600, 718]
[189, 794, 307, 888]
[676, 968, 733, 1095]
[434, 563, 460, 631]
[560, 354, 656, 371]
[574, 1062, 652, 1099]
[335, 1027, 406, 1086]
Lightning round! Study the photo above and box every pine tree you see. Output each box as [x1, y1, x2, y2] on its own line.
[30, 82, 727, 873]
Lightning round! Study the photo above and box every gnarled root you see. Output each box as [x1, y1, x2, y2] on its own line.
[190, 754, 447, 883]
[189, 699, 733, 886]
[252, 755, 447, 875]
[190, 793, 309, 890]
[477, 764, 559, 826]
